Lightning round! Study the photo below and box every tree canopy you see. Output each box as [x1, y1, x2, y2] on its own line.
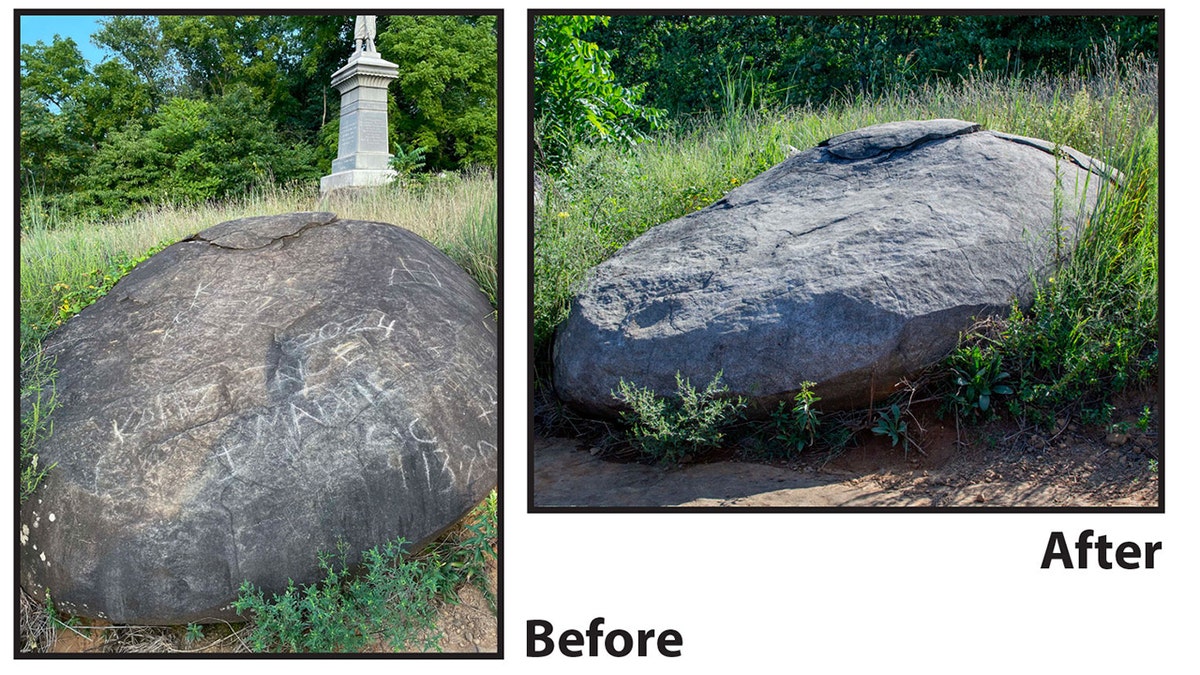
[20, 13, 498, 223]
[589, 14, 1160, 118]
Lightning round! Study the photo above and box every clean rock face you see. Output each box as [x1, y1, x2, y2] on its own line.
[20, 212, 497, 625]
[554, 119, 1117, 417]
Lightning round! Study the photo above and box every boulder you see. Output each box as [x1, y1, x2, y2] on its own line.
[553, 119, 1117, 417]
[20, 212, 497, 625]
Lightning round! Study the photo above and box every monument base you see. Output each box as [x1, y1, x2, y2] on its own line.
[320, 168, 397, 194]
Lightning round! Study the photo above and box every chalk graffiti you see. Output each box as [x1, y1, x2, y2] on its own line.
[388, 257, 442, 288]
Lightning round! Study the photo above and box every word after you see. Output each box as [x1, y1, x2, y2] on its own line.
[1041, 530, 1162, 569]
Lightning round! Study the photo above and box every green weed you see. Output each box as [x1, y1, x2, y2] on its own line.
[232, 490, 497, 653]
[946, 343, 1014, 419]
[1137, 405, 1153, 431]
[769, 382, 822, 457]
[613, 371, 746, 463]
[872, 404, 911, 454]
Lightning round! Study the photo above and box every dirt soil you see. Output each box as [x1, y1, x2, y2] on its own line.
[534, 390, 1160, 508]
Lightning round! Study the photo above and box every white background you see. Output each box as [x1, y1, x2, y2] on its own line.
[4, 1, 1195, 671]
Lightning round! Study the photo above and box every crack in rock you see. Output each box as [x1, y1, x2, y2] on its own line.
[820, 119, 982, 160]
[186, 212, 339, 250]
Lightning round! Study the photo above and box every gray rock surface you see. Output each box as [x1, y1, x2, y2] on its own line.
[20, 212, 497, 625]
[553, 119, 1115, 417]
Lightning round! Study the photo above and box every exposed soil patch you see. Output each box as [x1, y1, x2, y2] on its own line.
[533, 389, 1160, 508]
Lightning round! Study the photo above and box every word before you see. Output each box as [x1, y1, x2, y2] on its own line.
[1041, 530, 1162, 569]
[527, 617, 682, 657]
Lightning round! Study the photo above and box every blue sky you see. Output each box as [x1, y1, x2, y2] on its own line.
[19, 15, 110, 66]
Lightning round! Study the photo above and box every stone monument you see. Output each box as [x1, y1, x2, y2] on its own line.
[320, 15, 400, 193]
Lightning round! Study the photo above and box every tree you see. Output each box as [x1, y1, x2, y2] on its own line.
[533, 14, 662, 170]
[76, 84, 319, 218]
[19, 37, 98, 196]
[590, 14, 1160, 118]
[377, 14, 498, 171]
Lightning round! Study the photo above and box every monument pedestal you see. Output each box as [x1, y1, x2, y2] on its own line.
[320, 50, 400, 194]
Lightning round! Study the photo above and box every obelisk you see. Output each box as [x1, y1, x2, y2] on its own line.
[320, 16, 400, 193]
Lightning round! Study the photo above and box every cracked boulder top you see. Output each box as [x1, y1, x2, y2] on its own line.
[189, 211, 338, 249]
[554, 119, 1119, 418]
[818, 119, 1122, 182]
[20, 212, 497, 625]
[820, 118, 982, 160]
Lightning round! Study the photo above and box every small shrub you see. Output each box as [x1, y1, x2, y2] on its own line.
[613, 371, 746, 463]
[233, 537, 443, 653]
[390, 144, 428, 185]
[1137, 405, 1153, 431]
[872, 403, 911, 454]
[769, 381, 822, 457]
[946, 343, 1013, 419]
[232, 490, 497, 653]
[1081, 403, 1116, 427]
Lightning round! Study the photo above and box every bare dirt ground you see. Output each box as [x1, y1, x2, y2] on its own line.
[534, 389, 1160, 508]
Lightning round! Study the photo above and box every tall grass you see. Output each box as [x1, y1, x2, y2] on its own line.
[533, 45, 1159, 384]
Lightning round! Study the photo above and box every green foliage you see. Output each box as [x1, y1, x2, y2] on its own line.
[390, 143, 428, 183]
[613, 371, 746, 463]
[20, 13, 499, 224]
[991, 138, 1158, 424]
[24, 242, 169, 357]
[379, 15, 498, 171]
[233, 491, 497, 653]
[534, 15, 663, 170]
[184, 623, 204, 643]
[233, 538, 439, 653]
[592, 14, 1158, 117]
[1137, 405, 1152, 431]
[1080, 404, 1116, 427]
[430, 490, 498, 609]
[769, 382, 822, 457]
[73, 85, 320, 219]
[946, 343, 1014, 418]
[871, 404, 911, 453]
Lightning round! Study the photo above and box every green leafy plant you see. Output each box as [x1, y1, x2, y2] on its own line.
[1137, 405, 1152, 431]
[231, 489, 496, 653]
[232, 537, 443, 653]
[613, 371, 746, 463]
[184, 622, 204, 643]
[533, 15, 663, 170]
[1081, 403, 1116, 427]
[872, 403, 910, 453]
[769, 381, 822, 457]
[389, 144, 428, 184]
[946, 343, 1014, 418]
[437, 490, 497, 609]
